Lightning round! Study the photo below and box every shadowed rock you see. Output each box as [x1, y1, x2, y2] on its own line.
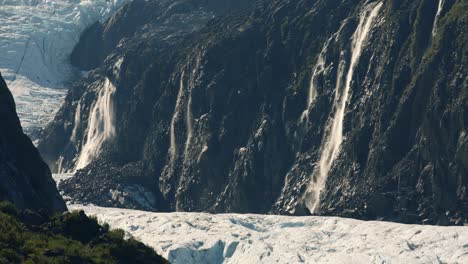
[0, 72, 66, 213]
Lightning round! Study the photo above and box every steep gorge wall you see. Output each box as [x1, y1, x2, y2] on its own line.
[0, 72, 66, 213]
[40, 0, 467, 224]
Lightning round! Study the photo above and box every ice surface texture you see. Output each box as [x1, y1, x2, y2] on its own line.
[0, 0, 127, 136]
[69, 203, 468, 264]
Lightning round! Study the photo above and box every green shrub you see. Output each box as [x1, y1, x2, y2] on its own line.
[0, 201, 169, 264]
[0, 201, 18, 216]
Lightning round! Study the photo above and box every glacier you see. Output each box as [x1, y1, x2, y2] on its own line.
[69, 204, 468, 264]
[53, 175, 468, 264]
[0, 0, 127, 137]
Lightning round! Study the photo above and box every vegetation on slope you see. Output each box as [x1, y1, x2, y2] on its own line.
[0, 201, 168, 264]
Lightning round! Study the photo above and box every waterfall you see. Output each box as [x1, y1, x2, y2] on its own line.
[183, 55, 202, 157]
[301, 29, 347, 121]
[432, 0, 444, 37]
[307, 55, 325, 108]
[57, 156, 65, 174]
[75, 77, 117, 170]
[301, 49, 326, 121]
[305, 2, 383, 213]
[55, 100, 82, 173]
[184, 80, 193, 154]
[169, 71, 185, 160]
[168, 62, 196, 164]
[70, 100, 82, 144]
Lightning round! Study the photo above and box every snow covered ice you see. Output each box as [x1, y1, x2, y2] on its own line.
[0, 0, 127, 137]
[50, 174, 468, 264]
[67, 204, 468, 264]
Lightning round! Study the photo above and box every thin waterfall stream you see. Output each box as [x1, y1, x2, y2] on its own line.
[305, 2, 383, 213]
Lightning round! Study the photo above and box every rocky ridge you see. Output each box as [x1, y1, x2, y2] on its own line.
[0, 72, 66, 213]
[40, 0, 467, 225]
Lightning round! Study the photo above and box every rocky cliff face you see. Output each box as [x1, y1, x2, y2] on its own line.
[39, 0, 467, 225]
[0, 72, 66, 213]
[70, 0, 253, 71]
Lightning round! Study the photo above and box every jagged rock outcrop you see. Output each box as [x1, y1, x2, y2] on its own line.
[0, 72, 66, 213]
[71, 0, 253, 71]
[40, 0, 467, 225]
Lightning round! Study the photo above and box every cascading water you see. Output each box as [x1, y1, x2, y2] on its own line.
[301, 26, 348, 122]
[185, 81, 194, 155]
[300, 49, 326, 121]
[72, 58, 123, 171]
[70, 101, 82, 144]
[183, 55, 202, 158]
[432, 0, 444, 37]
[54, 100, 82, 173]
[305, 2, 383, 213]
[169, 71, 186, 160]
[74, 77, 117, 170]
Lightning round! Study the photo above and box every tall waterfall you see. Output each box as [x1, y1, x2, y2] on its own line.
[169, 71, 185, 160]
[305, 2, 383, 213]
[168, 63, 196, 164]
[75, 77, 117, 170]
[184, 80, 193, 154]
[432, 0, 444, 37]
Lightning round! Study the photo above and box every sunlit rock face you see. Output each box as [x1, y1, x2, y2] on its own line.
[40, 0, 467, 225]
[0, 0, 127, 139]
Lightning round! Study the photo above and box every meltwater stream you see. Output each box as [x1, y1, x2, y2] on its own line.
[74, 77, 117, 170]
[305, 2, 383, 212]
[56, 58, 122, 173]
[432, 0, 444, 37]
[169, 70, 186, 163]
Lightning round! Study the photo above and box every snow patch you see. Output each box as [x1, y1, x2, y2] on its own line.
[52, 173, 74, 184]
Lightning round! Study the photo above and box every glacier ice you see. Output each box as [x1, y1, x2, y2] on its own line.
[52, 172, 468, 264]
[0, 0, 127, 136]
[68, 203, 468, 264]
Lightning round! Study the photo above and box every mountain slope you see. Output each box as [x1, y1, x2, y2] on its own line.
[0, 72, 66, 213]
[0, 202, 168, 263]
[40, 0, 467, 225]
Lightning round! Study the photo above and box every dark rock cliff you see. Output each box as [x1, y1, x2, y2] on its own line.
[0, 72, 66, 213]
[39, 0, 467, 225]
[71, 0, 254, 71]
